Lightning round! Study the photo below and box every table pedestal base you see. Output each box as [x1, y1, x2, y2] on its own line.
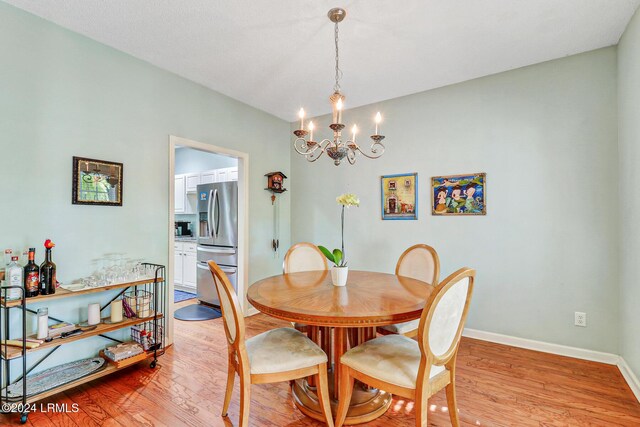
[292, 371, 392, 425]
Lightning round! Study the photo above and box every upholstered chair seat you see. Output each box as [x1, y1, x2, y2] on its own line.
[336, 267, 475, 427]
[208, 261, 334, 427]
[379, 319, 420, 335]
[246, 328, 327, 375]
[341, 334, 445, 389]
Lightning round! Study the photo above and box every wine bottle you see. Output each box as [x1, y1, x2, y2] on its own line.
[39, 240, 56, 295]
[24, 248, 39, 298]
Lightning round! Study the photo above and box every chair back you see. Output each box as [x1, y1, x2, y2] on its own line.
[208, 261, 246, 348]
[417, 267, 474, 368]
[283, 242, 328, 274]
[396, 244, 440, 285]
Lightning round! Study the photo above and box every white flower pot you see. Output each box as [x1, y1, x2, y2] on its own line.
[331, 266, 348, 287]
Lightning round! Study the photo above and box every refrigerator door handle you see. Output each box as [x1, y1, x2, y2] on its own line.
[197, 263, 236, 275]
[197, 246, 236, 254]
[211, 189, 219, 239]
[207, 189, 214, 238]
[214, 189, 221, 238]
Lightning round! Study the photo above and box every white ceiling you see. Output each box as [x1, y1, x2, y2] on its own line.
[5, 0, 639, 121]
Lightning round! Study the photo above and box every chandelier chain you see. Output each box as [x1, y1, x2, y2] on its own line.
[334, 21, 342, 93]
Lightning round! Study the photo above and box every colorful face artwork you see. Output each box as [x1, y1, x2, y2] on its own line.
[432, 173, 486, 215]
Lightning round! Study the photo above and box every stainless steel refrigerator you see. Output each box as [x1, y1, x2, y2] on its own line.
[196, 181, 238, 306]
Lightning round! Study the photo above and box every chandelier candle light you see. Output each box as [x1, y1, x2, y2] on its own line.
[293, 8, 386, 166]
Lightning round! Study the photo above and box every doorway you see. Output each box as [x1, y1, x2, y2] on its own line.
[167, 135, 249, 345]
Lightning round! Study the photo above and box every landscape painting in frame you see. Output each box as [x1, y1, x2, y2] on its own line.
[432, 173, 486, 215]
[381, 173, 417, 220]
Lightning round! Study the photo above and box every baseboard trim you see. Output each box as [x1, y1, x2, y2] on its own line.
[462, 328, 620, 365]
[617, 357, 640, 402]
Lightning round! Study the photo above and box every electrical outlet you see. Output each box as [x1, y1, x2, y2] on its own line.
[575, 312, 587, 327]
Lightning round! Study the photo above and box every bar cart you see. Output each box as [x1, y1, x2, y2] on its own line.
[0, 263, 166, 424]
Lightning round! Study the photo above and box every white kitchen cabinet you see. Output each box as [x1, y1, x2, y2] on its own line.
[216, 168, 228, 182]
[200, 170, 217, 184]
[174, 175, 186, 213]
[228, 167, 238, 181]
[174, 241, 197, 290]
[182, 253, 197, 288]
[177, 167, 238, 213]
[199, 167, 238, 184]
[174, 243, 184, 285]
[185, 173, 200, 193]
[175, 175, 196, 214]
[201, 167, 238, 183]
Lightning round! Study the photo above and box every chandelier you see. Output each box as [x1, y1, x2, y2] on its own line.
[293, 8, 386, 166]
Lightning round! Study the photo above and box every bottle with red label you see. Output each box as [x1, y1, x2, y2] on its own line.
[24, 248, 39, 298]
[39, 240, 56, 295]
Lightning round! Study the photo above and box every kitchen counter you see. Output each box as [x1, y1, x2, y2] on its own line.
[175, 236, 197, 242]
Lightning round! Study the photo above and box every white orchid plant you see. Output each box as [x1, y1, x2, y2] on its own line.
[318, 193, 359, 267]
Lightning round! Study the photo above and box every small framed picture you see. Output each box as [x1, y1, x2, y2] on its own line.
[72, 157, 123, 206]
[381, 173, 418, 220]
[432, 173, 486, 215]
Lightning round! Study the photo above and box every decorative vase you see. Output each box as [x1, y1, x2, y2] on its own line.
[331, 266, 348, 287]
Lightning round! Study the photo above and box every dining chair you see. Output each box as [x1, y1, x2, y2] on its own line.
[208, 261, 334, 427]
[378, 244, 440, 338]
[335, 267, 475, 427]
[283, 242, 328, 333]
[283, 242, 329, 274]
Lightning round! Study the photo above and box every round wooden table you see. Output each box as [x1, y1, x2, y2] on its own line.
[247, 270, 433, 425]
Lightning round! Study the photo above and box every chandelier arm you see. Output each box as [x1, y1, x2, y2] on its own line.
[346, 148, 357, 165]
[305, 139, 333, 162]
[293, 138, 320, 155]
[354, 142, 386, 159]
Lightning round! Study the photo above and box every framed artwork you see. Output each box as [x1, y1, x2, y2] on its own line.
[431, 173, 486, 215]
[381, 173, 418, 220]
[72, 156, 123, 206]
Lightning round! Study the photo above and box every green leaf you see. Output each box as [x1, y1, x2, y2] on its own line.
[332, 249, 343, 266]
[317, 246, 335, 264]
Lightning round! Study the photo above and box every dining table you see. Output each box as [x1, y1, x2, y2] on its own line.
[247, 269, 434, 425]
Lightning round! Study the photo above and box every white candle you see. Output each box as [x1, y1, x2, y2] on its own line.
[336, 99, 343, 124]
[88, 303, 101, 325]
[351, 124, 357, 142]
[308, 121, 314, 141]
[110, 300, 123, 323]
[37, 310, 49, 339]
[298, 108, 305, 130]
[375, 112, 382, 135]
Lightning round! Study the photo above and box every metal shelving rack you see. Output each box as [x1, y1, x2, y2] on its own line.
[0, 263, 166, 424]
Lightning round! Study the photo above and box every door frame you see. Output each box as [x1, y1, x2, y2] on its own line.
[167, 135, 249, 346]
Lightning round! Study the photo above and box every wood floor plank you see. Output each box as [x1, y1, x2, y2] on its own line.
[1, 300, 639, 426]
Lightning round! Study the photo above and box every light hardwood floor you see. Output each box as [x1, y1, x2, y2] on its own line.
[2, 299, 639, 426]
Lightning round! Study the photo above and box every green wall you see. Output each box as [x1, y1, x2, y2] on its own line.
[618, 6, 640, 379]
[1, 0, 637, 385]
[0, 2, 290, 373]
[291, 47, 620, 354]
